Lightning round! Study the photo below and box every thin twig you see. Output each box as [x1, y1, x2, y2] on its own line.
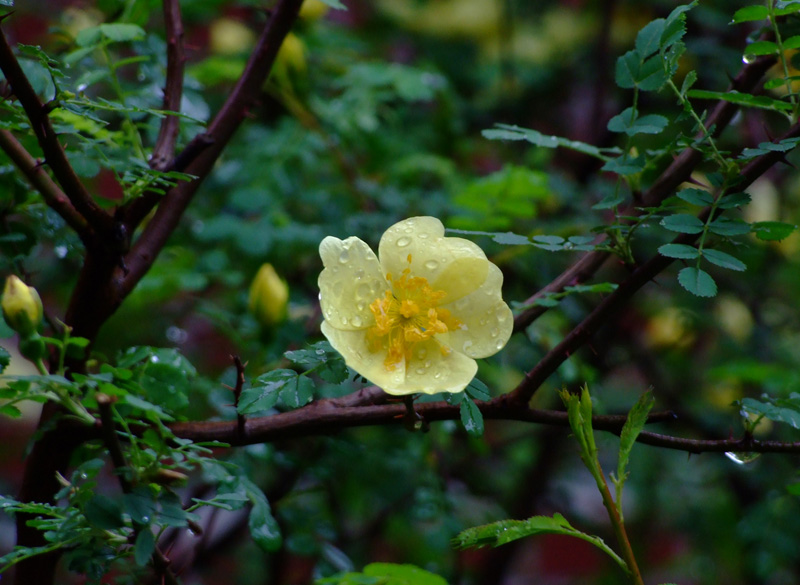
[150, 0, 185, 171]
[0, 129, 88, 236]
[231, 355, 247, 441]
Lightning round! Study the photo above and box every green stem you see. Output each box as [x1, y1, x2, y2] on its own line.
[667, 78, 727, 168]
[100, 44, 147, 161]
[768, 0, 798, 121]
[585, 455, 644, 585]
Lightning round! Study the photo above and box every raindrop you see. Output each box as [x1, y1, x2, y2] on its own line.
[166, 326, 188, 344]
[415, 367, 426, 375]
[742, 53, 756, 64]
[490, 328, 500, 338]
[417, 349, 428, 359]
[77, 83, 88, 92]
[339, 250, 350, 264]
[356, 283, 371, 299]
[462, 340, 474, 353]
[341, 316, 349, 326]
[396, 236, 411, 247]
[424, 360, 432, 367]
[404, 227, 414, 234]
[434, 371, 443, 379]
[455, 298, 470, 311]
[355, 268, 365, 279]
[140, 515, 150, 523]
[55, 245, 68, 258]
[725, 451, 760, 465]
[497, 311, 508, 323]
[351, 315, 363, 327]
[356, 301, 366, 311]
[495, 339, 505, 350]
[150, 355, 160, 363]
[418, 233, 429, 239]
[424, 260, 439, 271]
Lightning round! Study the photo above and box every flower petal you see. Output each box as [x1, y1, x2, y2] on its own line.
[439, 263, 513, 358]
[398, 338, 478, 395]
[319, 236, 389, 330]
[321, 321, 406, 388]
[321, 324, 478, 396]
[378, 216, 489, 303]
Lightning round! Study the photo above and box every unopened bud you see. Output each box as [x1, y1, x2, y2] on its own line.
[2, 275, 43, 338]
[248, 264, 289, 327]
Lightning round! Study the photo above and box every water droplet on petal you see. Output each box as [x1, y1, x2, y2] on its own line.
[397, 237, 411, 247]
[495, 339, 506, 350]
[418, 233, 429, 239]
[356, 283, 371, 299]
[417, 349, 428, 359]
[455, 298, 470, 311]
[356, 301, 366, 311]
[341, 316, 349, 326]
[351, 315, 363, 327]
[434, 371, 443, 379]
[355, 268, 365, 279]
[462, 340, 474, 353]
[424, 260, 439, 270]
[490, 328, 500, 338]
[415, 367, 426, 375]
[339, 250, 350, 264]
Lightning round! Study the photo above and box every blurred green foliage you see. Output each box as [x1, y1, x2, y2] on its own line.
[5, 0, 800, 584]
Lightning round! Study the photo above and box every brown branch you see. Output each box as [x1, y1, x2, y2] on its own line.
[0, 129, 88, 236]
[150, 0, 185, 171]
[119, 0, 304, 299]
[165, 393, 800, 456]
[513, 52, 778, 334]
[508, 118, 800, 405]
[0, 25, 111, 237]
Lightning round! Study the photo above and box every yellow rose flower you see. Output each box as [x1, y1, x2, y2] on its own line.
[318, 217, 513, 395]
[2, 275, 43, 338]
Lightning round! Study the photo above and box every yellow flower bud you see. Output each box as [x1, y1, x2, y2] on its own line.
[248, 264, 289, 326]
[299, 0, 329, 21]
[2, 275, 43, 338]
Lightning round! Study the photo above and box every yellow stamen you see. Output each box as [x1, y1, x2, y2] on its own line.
[367, 255, 460, 370]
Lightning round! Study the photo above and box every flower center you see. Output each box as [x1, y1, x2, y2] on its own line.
[367, 255, 460, 371]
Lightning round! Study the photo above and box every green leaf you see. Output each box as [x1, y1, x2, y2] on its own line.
[744, 40, 779, 57]
[658, 243, 699, 259]
[635, 18, 666, 58]
[607, 108, 668, 135]
[84, 494, 124, 530]
[238, 369, 297, 415]
[532, 234, 565, 251]
[752, 221, 796, 241]
[242, 478, 282, 552]
[76, 23, 146, 47]
[465, 378, 491, 401]
[783, 35, 800, 50]
[741, 395, 800, 428]
[731, 5, 769, 23]
[716, 192, 751, 209]
[687, 89, 793, 112]
[615, 50, 668, 91]
[281, 375, 315, 409]
[660, 214, 704, 234]
[678, 267, 717, 297]
[617, 391, 655, 484]
[702, 249, 746, 271]
[676, 188, 713, 206]
[601, 152, 646, 175]
[482, 124, 610, 160]
[460, 397, 484, 437]
[285, 341, 349, 384]
[133, 529, 155, 567]
[363, 563, 448, 585]
[707, 217, 751, 236]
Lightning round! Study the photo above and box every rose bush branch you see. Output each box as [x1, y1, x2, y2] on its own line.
[509, 117, 800, 406]
[149, 0, 186, 171]
[0, 129, 88, 235]
[0, 23, 111, 241]
[513, 52, 777, 333]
